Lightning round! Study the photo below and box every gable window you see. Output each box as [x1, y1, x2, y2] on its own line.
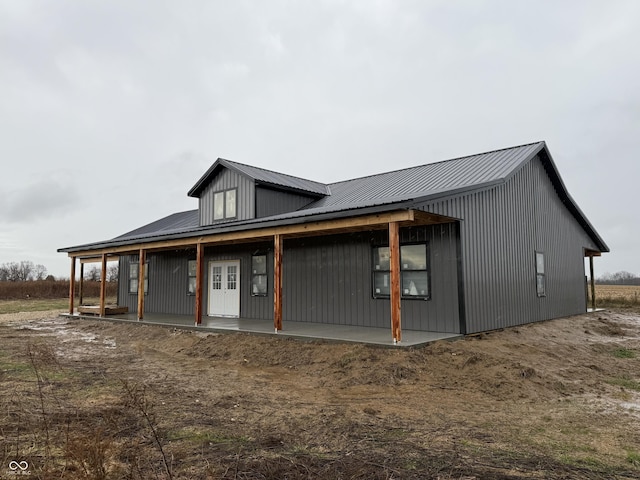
[536, 251, 545, 296]
[251, 254, 267, 296]
[213, 188, 237, 220]
[129, 261, 148, 294]
[372, 243, 430, 299]
[187, 260, 197, 295]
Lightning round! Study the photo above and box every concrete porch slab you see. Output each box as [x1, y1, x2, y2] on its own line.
[61, 312, 461, 347]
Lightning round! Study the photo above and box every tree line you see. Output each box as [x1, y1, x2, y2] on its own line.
[0, 261, 119, 282]
[596, 271, 640, 285]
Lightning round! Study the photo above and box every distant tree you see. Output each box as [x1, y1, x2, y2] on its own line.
[107, 263, 119, 282]
[33, 264, 47, 281]
[85, 265, 101, 281]
[45, 274, 56, 281]
[597, 271, 640, 285]
[0, 264, 7, 281]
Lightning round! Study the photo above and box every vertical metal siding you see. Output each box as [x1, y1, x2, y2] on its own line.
[423, 154, 598, 334]
[199, 168, 255, 226]
[282, 228, 460, 333]
[255, 186, 316, 218]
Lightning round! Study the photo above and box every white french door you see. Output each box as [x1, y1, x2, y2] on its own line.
[208, 260, 240, 317]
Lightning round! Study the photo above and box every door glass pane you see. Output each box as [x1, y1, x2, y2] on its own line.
[212, 266, 222, 290]
[226, 190, 236, 218]
[401, 244, 427, 270]
[227, 265, 237, 290]
[214, 192, 224, 220]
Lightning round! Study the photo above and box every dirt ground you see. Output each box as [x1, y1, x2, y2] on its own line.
[1, 309, 639, 479]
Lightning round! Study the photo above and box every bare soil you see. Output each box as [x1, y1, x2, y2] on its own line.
[1, 309, 639, 479]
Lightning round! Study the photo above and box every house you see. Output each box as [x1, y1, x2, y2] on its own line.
[58, 141, 608, 342]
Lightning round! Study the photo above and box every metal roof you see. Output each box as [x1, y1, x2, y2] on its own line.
[59, 141, 609, 253]
[314, 142, 544, 209]
[188, 158, 329, 197]
[113, 210, 199, 240]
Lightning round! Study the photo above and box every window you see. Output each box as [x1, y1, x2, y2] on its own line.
[536, 251, 545, 296]
[187, 260, 197, 295]
[251, 254, 267, 296]
[213, 188, 237, 220]
[129, 261, 148, 294]
[372, 243, 430, 299]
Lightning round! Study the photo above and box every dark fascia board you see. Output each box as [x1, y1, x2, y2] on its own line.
[253, 180, 326, 199]
[411, 141, 609, 253]
[536, 146, 610, 253]
[188, 158, 328, 198]
[57, 201, 426, 254]
[187, 158, 228, 198]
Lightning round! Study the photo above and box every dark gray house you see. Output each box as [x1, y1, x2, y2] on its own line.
[59, 141, 608, 341]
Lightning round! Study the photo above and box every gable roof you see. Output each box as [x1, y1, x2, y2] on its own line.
[59, 141, 608, 253]
[188, 158, 330, 198]
[315, 142, 544, 210]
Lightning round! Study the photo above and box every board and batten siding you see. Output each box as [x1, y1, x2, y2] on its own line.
[421, 154, 598, 334]
[282, 227, 460, 333]
[255, 186, 316, 218]
[199, 168, 255, 226]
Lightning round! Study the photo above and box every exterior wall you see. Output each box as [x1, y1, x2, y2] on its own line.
[255, 186, 316, 218]
[118, 227, 461, 333]
[282, 226, 460, 333]
[422, 155, 599, 334]
[119, 244, 273, 319]
[199, 168, 255, 226]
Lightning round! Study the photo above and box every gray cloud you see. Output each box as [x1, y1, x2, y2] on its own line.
[0, 0, 638, 276]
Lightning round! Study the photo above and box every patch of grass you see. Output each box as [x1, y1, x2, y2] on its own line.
[607, 375, 640, 391]
[0, 297, 116, 314]
[0, 354, 33, 378]
[167, 428, 250, 446]
[612, 347, 636, 359]
[626, 450, 640, 466]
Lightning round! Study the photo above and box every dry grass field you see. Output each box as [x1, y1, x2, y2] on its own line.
[593, 285, 640, 308]
[1, 306, 640, 479]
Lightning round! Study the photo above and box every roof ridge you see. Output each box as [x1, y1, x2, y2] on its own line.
[328, 141, 545, 186]
[221, 158, 328, 189]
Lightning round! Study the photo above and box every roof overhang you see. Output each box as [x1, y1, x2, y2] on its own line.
[60, 208, 457, 259]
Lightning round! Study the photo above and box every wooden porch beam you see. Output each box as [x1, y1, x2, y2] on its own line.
[69, 257, 76, 315]
[65, 210, 421, 258]
[389, 222, 402, 343]
[589, 255, 596, 311]
[274, 234, 283, 332]
[99, 253, 107, 317]
[137, 249, 146, 320]
[194, 243, 203, 326]
[79, 263, 84, 307]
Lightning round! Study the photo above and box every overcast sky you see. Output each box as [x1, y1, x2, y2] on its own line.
[1, 0, 638, 279]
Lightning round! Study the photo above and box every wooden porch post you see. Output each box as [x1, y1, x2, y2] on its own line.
[79, 263, 84, 306]
[274, 234, 283, 332]
[137, 249, 146, 320]
[389, 222, 402, 343]
[69, 257, 76, 315]
[589, 255, 596, 311]
[195, 243, 203, 326]
[99, 254, 107, 317]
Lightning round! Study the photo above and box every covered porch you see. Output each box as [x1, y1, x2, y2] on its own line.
[65, 208, 459, 344]
[61, 311, 461, 347]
